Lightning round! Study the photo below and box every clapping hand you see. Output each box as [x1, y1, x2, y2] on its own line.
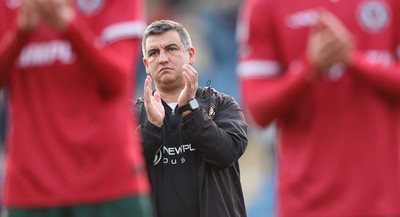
[18, 0, 75, 32]
[144, 75, 165, 127]
[177, 63, 198, 115]
[307, 8, 354, 72]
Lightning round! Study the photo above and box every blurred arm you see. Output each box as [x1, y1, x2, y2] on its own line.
[0, 25, 31, 87]
[64, 18, 139, 97]
[0, 0, 38, 87]
[240, 59, 316, 127]
[349, 50, 400, 98]
[237, 0, 319, 127]
[182, 95, 248, 169]
[33, 0, 141, 97]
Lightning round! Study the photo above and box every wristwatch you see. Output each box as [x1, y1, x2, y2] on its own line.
[178, 98, 199, 114]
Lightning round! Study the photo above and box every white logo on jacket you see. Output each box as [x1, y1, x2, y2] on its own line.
[76, 0, 104, 15]
[153, 144, 196, 165]
[286, 9, 318, 29]
[18, 40, 75, 68]
[357, 1, 390, 33]
[5, 0, 20, 9]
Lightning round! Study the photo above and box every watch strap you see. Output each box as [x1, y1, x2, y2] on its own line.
[178, 104, 192, 114]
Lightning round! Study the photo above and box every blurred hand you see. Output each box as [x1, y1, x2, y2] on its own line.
[18, 0, 42, 32]
[307, 8, 354, 71]
[144, 75, 165, 127]
[18, 0, 75, 32]
[40, 0, 75, 30]
[177, 64, 198, 109]
[319, 9, 354, 65]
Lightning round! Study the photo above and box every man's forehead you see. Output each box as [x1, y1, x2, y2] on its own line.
[145, 31, 182, 49]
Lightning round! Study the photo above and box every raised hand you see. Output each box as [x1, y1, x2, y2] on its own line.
[18, 0, 42, 32]
[319, 9, 354, 65]
[20, 0, 75, 31]
[144, 75, 165, 127]
[177, 64, 198, 109]
[307, 8, 354, 71]
[39, 0, 75, 31]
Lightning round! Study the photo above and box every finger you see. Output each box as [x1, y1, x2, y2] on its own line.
[319, 27, 349, 56]
[144, 75, 153, 104]
[182, 71, 193, 90]
[144, 75, 152, 89]
[307, 29, 338, 70]
[153, 91, 162, 104]
[182, 64, 198, 77]
[35, 0, 60, 19]
[182, 64, 198, 86]
[21, 0, 37, 11]
[320, 10, 342, 31]
[183, 71, 198, 101]
[320, 10, 352, 43]
[35, 0, 48, 10]
[318, 43, 347, 69]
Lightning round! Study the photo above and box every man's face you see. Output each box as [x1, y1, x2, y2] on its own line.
[143, 30, 195, 89]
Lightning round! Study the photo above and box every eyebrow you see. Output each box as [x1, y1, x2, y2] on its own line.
[164, 43, 179, 48]
[147, 43, 181, 55]
[147, 48, 159, 55]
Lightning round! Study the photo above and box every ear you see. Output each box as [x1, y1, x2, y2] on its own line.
[188, 47, 196, 65]
[143, 57, 149, 69]
[143, 58, 151, 76]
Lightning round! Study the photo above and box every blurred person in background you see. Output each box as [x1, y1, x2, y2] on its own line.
[0, 0, 152, 217]
[198, 1, 240, 101]
[135, 20, 248, 217]
[0, 89, 6, 215]
[237, 0, 400, 216]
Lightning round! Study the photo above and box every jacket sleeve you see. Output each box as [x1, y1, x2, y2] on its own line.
[240, 58, 316, 128]
[348, 50, 400, 99]
[182, 94, 248, 170]
[237, 0, 316, 127]
[64, 17, 139, 98]
[0, 24, 31, 87]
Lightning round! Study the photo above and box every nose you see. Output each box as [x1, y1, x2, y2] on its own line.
[158, 50, 168, 64]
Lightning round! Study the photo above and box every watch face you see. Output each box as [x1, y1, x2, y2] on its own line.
[189, 99, 199, 109]
[178, 99, 199, 114]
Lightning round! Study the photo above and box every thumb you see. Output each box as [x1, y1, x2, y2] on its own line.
[154, 91, 162, 104]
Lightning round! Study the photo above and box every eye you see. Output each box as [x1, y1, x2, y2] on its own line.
[148, 51, 158, 57]
[168, 47, 178, 51]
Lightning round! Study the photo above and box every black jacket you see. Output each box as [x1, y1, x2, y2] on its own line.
[135, 87, 248, 217]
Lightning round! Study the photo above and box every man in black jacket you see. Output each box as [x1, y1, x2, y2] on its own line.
[135, 20, 248, 217]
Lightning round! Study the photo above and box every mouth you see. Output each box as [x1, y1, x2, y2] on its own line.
[159, 67, 173, 74]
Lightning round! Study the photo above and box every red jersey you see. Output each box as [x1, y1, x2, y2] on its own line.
[238, 0, 400, 216]
[0, 0, 150, 208]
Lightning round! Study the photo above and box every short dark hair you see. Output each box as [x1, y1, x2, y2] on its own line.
[142, 20, 192, 56]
